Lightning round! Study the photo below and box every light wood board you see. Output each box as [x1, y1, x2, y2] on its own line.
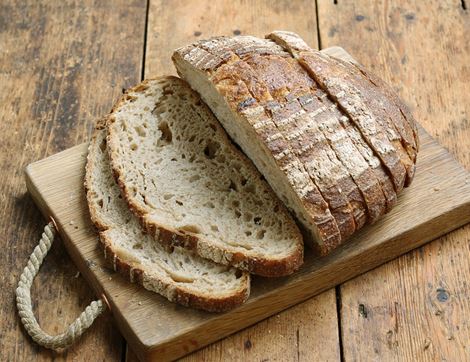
[25, 48, 470, 361]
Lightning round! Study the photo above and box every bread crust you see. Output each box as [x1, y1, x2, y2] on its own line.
[106, 77, 304, 277]
[84, 121, 250, 312]
[245, 53, 366, 236]
[267, 31, 415, 192]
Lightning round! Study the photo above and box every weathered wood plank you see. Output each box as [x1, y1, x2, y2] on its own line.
[143, 1, 341, 360]
[126, 290, 340, 362]
[318, 1, 470, 360]
[0, 0, 147, 359]
[145, 0, 319, 76]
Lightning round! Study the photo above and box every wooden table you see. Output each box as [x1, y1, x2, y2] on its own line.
[2, 1, 469, 361]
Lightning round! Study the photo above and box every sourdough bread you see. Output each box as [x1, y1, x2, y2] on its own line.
[174, 33, 418, 254]
[85, 121, 250, 312]
[106, 77, 303, 277]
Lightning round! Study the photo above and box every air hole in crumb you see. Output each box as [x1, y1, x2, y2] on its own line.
[256, 230, 266, 239]
[189, 135, 196, 142]
[232, 200, 240, 208]
[163, 88, 174, 96]
[209, 123, 216, 131]
[134, 125, 146, 137]
[99, 138, 107, 152]
[158, 121, 172, 144]
[235, 210, 242, 218]
[229, 180, 238, 192]
[189, 175, 200, 183]
[175, 200, 183, 206]
[171, 158, 177, 161]
[235, 270, 243, 278]
[204, 141, 220, 159]
[241, 177, 248, 186]
[245, 184, 255, 193]
[245, 231, 252, 236]
[164, 194, 174, 200]
[133, 243, 143, 249]
[180, 224, 200, 234]
[130, 143, 138, 151]
[273, 204, 280, 212]
[204, 201, 215, 208]
[98, 199, 103, 208]
[211, 225, 219, 232]
[243, 213, 252, 222]
[254, 217, 262, 225]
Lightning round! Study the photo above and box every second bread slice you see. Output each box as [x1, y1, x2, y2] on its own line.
[107, 76, 303, 277]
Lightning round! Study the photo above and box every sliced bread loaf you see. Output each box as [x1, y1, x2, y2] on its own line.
[173, 34, 418, 254]
[85, 121, 250, 312]
[106, 77, 303, 277]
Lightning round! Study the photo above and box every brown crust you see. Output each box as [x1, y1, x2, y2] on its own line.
[106, 77, 304, 277]
[328, 56, 417, 185]
[298, 53, 408, 191]
[84, 120, 250, 313]
[99, 232, 250, 313]
[266, 31, 411, 192]
[244, 53, 357, 239]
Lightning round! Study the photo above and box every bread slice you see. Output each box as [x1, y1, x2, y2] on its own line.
[173, 41, 345, 254]
[266, 31, 417, 190]
[85, 121, 250, 312]
[106, 77, 303, 277]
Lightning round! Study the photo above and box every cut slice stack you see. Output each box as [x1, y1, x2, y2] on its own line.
[172, 31, 419, 255]
[85, 76, 304, 311]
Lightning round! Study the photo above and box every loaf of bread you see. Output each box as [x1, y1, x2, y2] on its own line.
[85, 120, 250, 312]
[106, 77, 304, 277]
[172, 32, 418, 255]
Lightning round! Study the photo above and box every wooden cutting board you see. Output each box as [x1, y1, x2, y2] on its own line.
[25, 48, 470, 362]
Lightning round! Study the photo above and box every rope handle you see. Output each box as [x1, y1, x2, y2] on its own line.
[16, 221, 107, 350]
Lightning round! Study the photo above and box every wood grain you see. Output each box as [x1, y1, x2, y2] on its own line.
[0, 0, 146, 360]
[24, 60, 470, 360]
[124, 289, 340, 362]
[145, 0, 318, 76]
[317, 1, 470, 360]
[145, 1, 341, 360]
